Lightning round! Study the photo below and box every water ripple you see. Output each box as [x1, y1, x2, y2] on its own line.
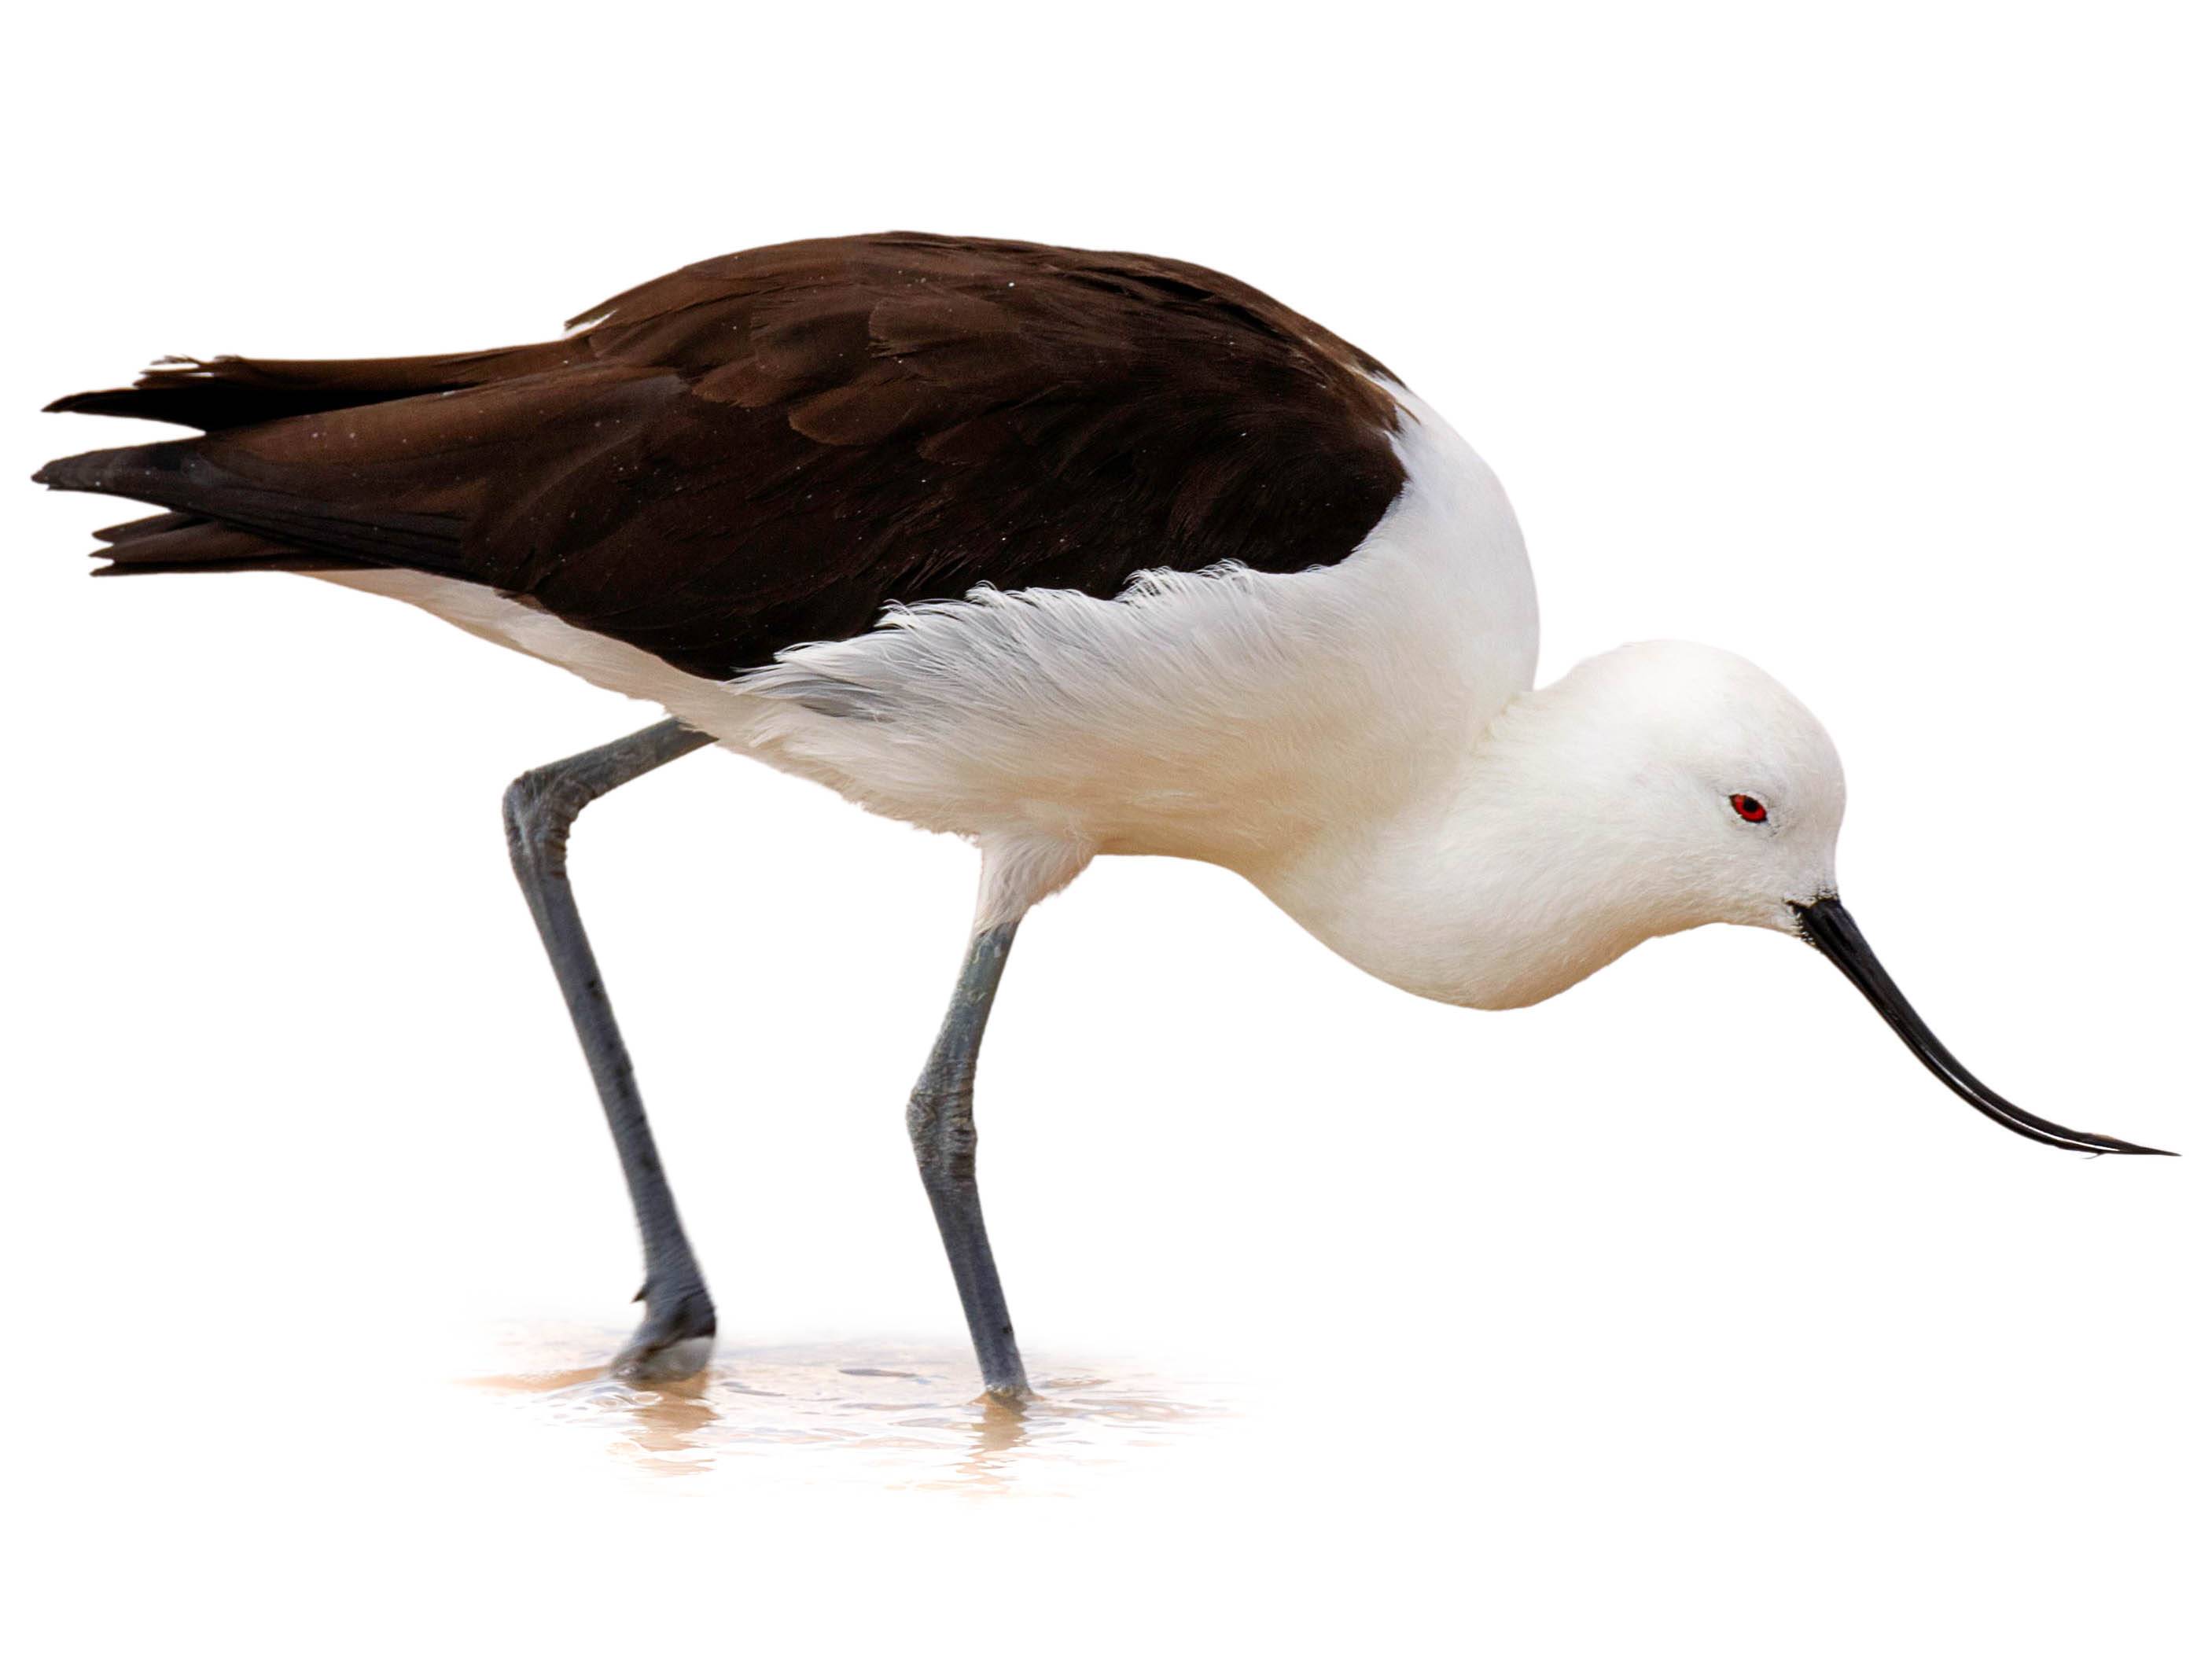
[467, 1330, 1238, 1492]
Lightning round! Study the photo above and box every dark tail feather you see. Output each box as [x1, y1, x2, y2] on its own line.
[90, 515, 351, 576]
[36, 440, 461, 570]
[39, 340, 642, 583]
[96, 509, 196, 545]
[63, 501, 353, 578]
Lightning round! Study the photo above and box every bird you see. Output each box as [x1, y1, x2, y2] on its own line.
[36, 230, 2173, 1399]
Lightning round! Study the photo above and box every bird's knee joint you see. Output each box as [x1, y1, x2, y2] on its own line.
[502, 767, 591, 868]
[508, 761, 591, 818]
[907, 1085, 980, 1173]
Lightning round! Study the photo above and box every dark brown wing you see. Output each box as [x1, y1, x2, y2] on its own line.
[39, 232, 1410, 679]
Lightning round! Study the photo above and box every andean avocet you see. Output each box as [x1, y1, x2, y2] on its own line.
[36, 232, 2173, 1398]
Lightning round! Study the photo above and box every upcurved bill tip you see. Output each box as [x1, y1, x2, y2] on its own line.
[1791, 896, 2177, 1157]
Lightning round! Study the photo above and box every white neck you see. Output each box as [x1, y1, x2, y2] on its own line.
[1249, 710, 1688, 1010]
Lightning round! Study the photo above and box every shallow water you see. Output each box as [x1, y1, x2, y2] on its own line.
[466, 1326, 1241, 1494]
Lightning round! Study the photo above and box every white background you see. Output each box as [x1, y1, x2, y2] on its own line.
[5, 3, 2205, 1653]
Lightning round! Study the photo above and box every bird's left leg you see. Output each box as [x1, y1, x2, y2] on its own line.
[502, 717, 715, 1381]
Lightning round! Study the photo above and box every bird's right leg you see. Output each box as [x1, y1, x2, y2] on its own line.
[909, 921, 1032, 1401]
[502, 717, 715, 1381]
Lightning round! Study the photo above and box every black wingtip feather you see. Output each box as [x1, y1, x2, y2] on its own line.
[46, 388, 172, 420]
[33, 442, 197, 497]
[43, 344, 577, 432]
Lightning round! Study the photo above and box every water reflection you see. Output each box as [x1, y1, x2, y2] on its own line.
[468, 1332, 1235, 1492]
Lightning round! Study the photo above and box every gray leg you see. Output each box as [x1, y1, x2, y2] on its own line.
[909, 922, 1032, 1400]
[502, 718, 715, 1381]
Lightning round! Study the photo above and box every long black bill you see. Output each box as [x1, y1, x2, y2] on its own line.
[1791, 896, 2174, 1156]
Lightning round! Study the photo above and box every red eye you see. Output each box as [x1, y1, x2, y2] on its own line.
[1731, 794, 1768, 823]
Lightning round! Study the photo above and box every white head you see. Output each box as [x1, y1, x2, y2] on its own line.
[1283, 639, 2166, 1155]
[1487, 640, 1846, 932]
[1342, 641, 1849, 1010]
